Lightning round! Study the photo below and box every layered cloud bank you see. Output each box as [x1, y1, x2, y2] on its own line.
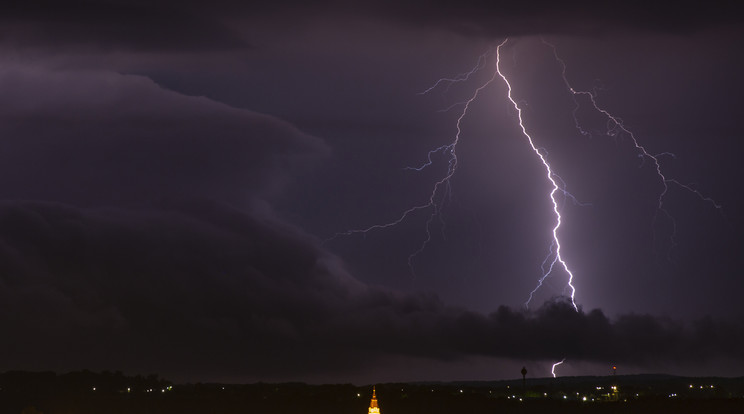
[0, 65, 327, 204]
[1, 199, 742, 380]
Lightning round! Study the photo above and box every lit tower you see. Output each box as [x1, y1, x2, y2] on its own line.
[368, 387, 381, 414]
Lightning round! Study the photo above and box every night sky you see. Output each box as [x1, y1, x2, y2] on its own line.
[1, 1, 743, 384]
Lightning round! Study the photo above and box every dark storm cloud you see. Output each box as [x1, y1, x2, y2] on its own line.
[3, 0, 739, 55]
[0, 64, 327, 204]
[363, 0, 744, 36]
[0, 61, 340, 379]
[324, 297, 744, 368]
[0, 0, 247, 52]
[1, 200, 741, 380]
[446, 302, 744, 364]
[214, 0, 743, 37]
[0, 199, 362, 376]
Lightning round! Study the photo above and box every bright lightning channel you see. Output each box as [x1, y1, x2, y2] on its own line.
[330, 39, 583, 309]
[551, 358, 566, 378]
[495, 39, 579, 311]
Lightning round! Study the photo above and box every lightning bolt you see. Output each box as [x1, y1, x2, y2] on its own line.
[495, 39, 579, 311]
[417, 49, 492, 96]
[330, 39, 583, 308]
[543, 39, 723, 256]
[330, 37, 720, 313]
[328, 49, 501, 276]
[551, 358, 566, 378]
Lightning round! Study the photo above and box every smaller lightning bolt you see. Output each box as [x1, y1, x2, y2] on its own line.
[543, 39, 723, 256]
[417, 49, 492, 96]
[496, 39, 579, 311]
[551, 358, 566, 378]
[329, 51, 501, 275]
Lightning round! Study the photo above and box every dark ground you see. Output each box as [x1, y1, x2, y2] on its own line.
[2, 371, 743, 414]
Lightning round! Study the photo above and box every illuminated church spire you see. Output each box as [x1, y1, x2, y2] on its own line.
[368, 386, 380, 414]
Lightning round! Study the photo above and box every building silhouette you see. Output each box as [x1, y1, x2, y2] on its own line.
[368, 386, 380, 414]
